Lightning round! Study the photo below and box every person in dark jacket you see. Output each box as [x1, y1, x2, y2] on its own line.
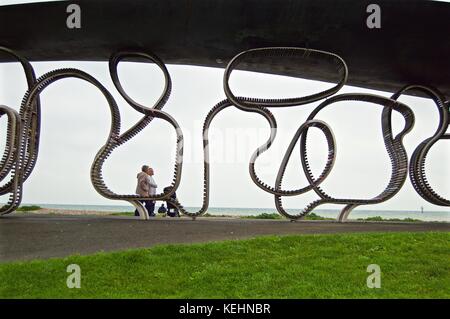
[164, 186, 180, 217]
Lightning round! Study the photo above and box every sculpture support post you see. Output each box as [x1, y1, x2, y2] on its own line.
[130, 200, 149, 220]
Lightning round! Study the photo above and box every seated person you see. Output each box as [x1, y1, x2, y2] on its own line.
[164, 186, 180, 217]
[158, 203, 167, 216]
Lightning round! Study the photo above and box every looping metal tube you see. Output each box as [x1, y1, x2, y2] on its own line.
[222, 48, 415, 221]
[274, 119, 336, 220]
[109, 50, 172, 114]
[0, 105, 22, 215]
[223, 47, 348, 110]
[391, 85, 449, 206]
[108, 51, 180, 216]
[308, 94, 414, 222]
[0, 47, 39, 215]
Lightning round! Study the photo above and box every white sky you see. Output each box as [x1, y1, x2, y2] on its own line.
[0, 0, 449, 213]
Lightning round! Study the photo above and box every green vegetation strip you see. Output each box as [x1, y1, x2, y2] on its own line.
[16, 205, 42, 212]
[0, 232, 448, 298]
[242, 212, 333, 220]
[358, 216, 421, 222]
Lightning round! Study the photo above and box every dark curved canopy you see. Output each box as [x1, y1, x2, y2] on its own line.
[1, 0, 449, 97]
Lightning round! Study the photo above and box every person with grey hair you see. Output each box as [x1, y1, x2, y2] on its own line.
[135, 165, 158, 217]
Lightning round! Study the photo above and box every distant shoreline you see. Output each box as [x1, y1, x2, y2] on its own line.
[16, 203, 450, 214]
[10, 203, 450, 222]
[13, 206, 450, 223]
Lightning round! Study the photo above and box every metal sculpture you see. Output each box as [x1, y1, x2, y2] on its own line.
[0, 46, 40, 215]
[0, 46, 448, 221]
[391, 85, 449, 207]
[5, 54, 184, 219]
[222, 48, 415, 221]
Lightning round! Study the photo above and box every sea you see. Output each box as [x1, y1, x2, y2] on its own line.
[22, 203, 450, 222]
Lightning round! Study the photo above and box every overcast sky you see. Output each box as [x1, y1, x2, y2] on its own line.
[0, 0, 448, 213]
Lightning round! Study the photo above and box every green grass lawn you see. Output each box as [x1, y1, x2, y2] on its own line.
[0, 232, 448, 298]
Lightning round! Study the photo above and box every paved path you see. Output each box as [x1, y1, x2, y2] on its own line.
[1, 214, 449, 262]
